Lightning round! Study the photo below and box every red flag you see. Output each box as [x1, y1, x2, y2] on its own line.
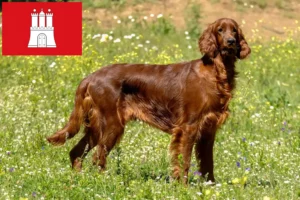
[2, 2, 82, 56]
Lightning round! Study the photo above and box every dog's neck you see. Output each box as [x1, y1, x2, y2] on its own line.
[201, 54, 238, 91]
[201, 53, 237, 114]
[222, 55, 238, 91]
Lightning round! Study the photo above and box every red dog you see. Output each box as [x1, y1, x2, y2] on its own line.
[47, 18, 251, 183]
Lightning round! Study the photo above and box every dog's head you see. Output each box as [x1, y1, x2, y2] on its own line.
[199, 18, 251, 59]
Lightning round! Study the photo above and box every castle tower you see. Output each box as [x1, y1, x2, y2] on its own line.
[46, 9, 53, 28]
[39, 9, 45, 28]
[31, 9, 38, 27]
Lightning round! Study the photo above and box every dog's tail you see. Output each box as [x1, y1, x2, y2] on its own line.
[47, 80, 93, 146]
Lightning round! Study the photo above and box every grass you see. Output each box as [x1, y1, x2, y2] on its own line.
[234, 0, 294, 10]
[1, 11, 300, 200]
[80, 0, 158, 9]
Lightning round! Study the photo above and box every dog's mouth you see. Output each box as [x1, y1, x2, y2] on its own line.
[220, 47, 237, 56]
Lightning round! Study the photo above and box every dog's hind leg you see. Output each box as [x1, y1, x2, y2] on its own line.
[69, 100, 102, 171]
[92, 117, 124, 171]
[69, 126, 100, 171]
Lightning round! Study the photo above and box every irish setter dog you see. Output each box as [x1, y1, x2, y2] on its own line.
[47, 18, 251, 183]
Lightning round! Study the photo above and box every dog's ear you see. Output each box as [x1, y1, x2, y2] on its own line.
[199, 23, 218, 58]
[237, 27, 251, 59]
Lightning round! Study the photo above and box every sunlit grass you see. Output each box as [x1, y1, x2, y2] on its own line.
[0, 14, 300, 199]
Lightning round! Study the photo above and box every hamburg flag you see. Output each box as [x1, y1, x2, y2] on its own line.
[2, 2, 82, 56]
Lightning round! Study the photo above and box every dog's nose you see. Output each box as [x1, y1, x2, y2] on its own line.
[227, 38, 236, 45]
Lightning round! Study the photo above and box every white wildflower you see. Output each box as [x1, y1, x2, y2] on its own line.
[92, 34, 101, 39]
[204, 180, 214, 185]
[49, 62, 56, 68]
[157, 14, 163, 18]
[100, 34, 109, 42]
[114, 38, 121, 43]
[124, 35, 133, 39]
[152, 46, 158, 50]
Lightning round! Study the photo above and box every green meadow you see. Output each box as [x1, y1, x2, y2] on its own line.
[1, 7, 300, 200]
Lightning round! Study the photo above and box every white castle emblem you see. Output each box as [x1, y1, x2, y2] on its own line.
[28, 8, 56, 48]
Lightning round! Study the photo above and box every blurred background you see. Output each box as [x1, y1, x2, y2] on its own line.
[81, 0, 300, 41]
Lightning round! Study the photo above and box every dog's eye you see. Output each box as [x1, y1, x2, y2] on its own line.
[218, 28, 223, 33]
[233, 28, 237, 33]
